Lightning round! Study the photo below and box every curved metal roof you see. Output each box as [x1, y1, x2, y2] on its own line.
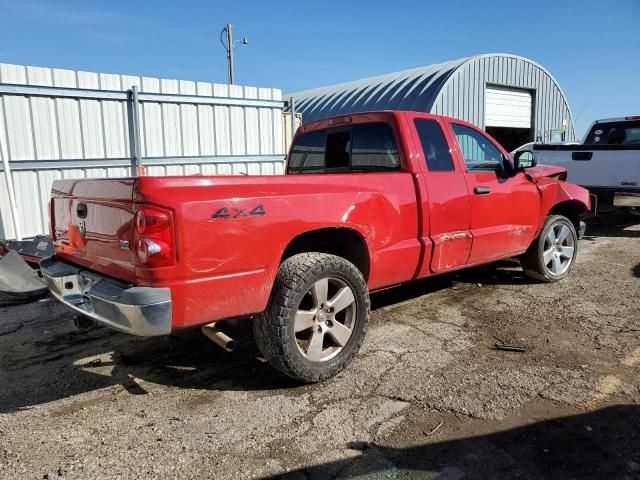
[289, 57, 468, 123]
[288, 54, 574, 143]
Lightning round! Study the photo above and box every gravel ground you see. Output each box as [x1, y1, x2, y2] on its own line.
[1, 211, 639, 479]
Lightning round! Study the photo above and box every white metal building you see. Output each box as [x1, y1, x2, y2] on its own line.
[290, 53, 575, 152]
[0, 62, 290, 240]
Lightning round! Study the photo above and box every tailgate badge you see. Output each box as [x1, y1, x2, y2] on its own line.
[119, 240, 130, 250]
[77, 220, 86, 237]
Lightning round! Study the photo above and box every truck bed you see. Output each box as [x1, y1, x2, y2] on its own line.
[50, 173, 422, 328]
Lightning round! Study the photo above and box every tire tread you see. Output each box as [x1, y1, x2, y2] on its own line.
[253, 252, 370, 383]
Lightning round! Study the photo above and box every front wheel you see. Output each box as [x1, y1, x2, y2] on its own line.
[253, 252, 370, 383]
[521, 215, 578, 282]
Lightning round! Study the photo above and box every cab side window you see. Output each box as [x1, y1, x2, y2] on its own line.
[414, 119, 455, 171]
[451, 124, 505, 172]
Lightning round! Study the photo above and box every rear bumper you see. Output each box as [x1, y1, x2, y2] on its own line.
[613, 192, 640, 208]
[584, 187, 640, 209]
[40, 257, 172, 336]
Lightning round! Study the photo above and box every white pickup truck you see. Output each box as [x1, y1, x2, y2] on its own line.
[518, 117, 640, 214]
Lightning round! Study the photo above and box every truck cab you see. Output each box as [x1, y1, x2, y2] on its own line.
[289, 111, 577, 271]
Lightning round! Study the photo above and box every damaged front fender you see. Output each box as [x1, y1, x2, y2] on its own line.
[535, 178, 591, 235]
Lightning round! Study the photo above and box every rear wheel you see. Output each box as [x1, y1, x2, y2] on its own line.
[253, 252, 369, 383]
[521, 215, 578, 282]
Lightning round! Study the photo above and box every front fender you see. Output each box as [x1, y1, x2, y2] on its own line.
[557, 182, 592, 211]
[536, 180, 591, 233]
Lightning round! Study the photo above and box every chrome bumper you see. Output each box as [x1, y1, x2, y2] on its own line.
[613, 192, 640, 208]
[40, 257, 172, 336]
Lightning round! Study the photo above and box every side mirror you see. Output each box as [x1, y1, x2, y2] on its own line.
[514, 150, 537, 170]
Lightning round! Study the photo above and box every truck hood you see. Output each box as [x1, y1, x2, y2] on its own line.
[525, 164, 567, 181]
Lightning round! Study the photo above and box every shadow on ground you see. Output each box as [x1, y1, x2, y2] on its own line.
[0, 260, 534, 414]
[266, 405, 640, 480]
[583, 210, 640, 239]
[0, 314, 294, 414]
[371, 258, 535, 312]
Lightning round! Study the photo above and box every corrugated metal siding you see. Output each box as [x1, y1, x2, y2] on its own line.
[290, 54, 575, 143]
[0, 62, 286, 240]
[431, 55, 575, 143]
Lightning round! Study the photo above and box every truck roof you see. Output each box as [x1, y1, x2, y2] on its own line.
[299, 110, 473, 134]
[592, 116, 640, 123]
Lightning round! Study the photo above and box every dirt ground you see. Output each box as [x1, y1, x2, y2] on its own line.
[1, 211, 639, 480]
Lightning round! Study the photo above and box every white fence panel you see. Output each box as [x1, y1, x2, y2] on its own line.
[0, 62, 288, 240]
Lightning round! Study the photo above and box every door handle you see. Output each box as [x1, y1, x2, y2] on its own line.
[572, 152, 592, 161]
[474, 186, 492, 195]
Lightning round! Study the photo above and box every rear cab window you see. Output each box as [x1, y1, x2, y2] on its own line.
[584, 120, 640, 145]
[287, 123, 401, 174]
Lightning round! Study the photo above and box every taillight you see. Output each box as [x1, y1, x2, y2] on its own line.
[133, 205, 175, 267]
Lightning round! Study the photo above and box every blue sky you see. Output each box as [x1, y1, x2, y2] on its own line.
[0, 0, 638, 137]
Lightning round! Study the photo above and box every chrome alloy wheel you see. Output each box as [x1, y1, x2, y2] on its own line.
[543, 223, 575, 275]
[293, 277, 356, 362]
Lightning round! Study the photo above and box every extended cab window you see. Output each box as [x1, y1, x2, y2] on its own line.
[584, 121, 640, 145]
[414, 119, 455, 171]
[451, 124, 504, 172]
[288, 123, 400, 174]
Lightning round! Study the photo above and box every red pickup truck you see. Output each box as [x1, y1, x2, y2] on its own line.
[42, 111, 590, 382]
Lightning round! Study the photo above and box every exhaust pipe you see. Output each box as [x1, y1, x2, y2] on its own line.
[201, 323, 236, 352]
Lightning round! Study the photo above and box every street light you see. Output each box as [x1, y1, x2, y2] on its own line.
[220, 23, 248, 85]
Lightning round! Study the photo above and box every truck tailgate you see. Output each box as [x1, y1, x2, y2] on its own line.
[51, 178, 138, 283]
[533, 146, 639, 188]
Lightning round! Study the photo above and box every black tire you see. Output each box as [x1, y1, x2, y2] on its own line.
[253, 252, 370, 383]
[521, 214, 578, 283]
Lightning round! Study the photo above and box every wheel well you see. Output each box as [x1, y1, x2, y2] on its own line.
[281, 228, 370, 280]
[548, 200, 586, 230]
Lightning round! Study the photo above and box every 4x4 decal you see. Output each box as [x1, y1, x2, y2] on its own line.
[211, 204, 266, 219]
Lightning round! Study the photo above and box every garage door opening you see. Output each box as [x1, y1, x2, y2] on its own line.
[485, 126, 531, 152]
[485, 86, 533, 152]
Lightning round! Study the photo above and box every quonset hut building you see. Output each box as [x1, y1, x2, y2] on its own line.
[289, 53, 575, 152]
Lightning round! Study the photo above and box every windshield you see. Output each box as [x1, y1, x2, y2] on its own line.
[584, 120, 640, 145]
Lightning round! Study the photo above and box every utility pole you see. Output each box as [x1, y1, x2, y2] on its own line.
[221, 23, 248, 85]
[225, 23, 234, 84]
